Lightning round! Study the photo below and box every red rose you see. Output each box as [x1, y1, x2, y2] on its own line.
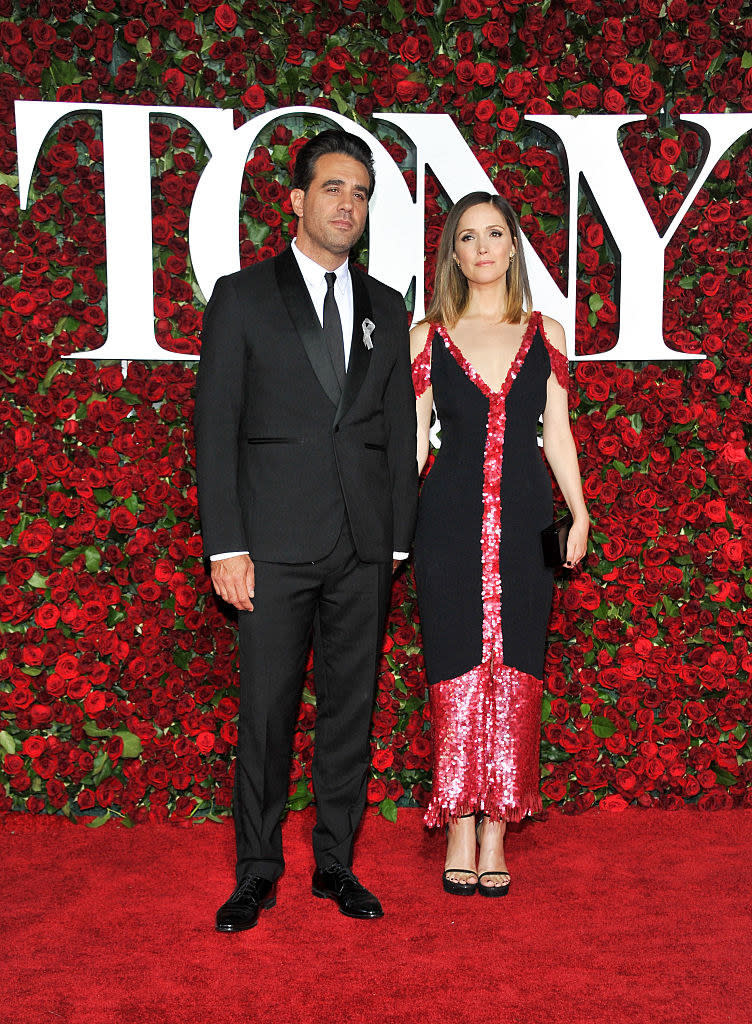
[163, 69, 185, 100]
[475, 99, 496, 122]
[4, 754, 24, 774]
[30, 704, 54, 728]
[19, 520, 53, 554]
[455, 59, 476, 86]
[475, 62, 496, 87]
[705, 499, 727, 523]
[372, 749, 394, 772]
[366, 778, 387, 803]
[399, 37, 421, 64]
[242, 85, 266, 110]
[497, 108, 519, 131]
[501, 71, 527, 102]
[629, 73, 652, 100]
[460, 0, 484, 17]
[214, 3, 237, 31]
[77, 789, 96, 810]
[84, 691, 107, 715]
[196, 730, 215, 753]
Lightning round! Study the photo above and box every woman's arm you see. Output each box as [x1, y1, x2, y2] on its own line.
[540, 316, 589, 567]
[410, 321, 434, 475]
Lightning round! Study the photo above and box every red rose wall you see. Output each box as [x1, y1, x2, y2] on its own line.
[0, 0, 751, 824]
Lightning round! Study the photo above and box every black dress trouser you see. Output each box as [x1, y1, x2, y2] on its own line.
[233, 520, 392, 882]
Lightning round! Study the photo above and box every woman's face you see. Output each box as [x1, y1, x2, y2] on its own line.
[452, 202, 516, 285]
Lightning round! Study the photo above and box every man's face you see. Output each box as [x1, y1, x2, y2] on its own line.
[290, 152, 370, 268]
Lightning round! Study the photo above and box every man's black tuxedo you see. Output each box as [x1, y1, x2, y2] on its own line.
[194, 246, 417, 882]
[195, 246, 417, 564]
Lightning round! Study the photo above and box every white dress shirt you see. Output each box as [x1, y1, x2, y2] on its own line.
[291, 240, 353, 366]
[211, 242, 407, 562]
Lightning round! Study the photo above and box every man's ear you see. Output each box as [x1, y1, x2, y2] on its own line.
[290, 188, 305, 218]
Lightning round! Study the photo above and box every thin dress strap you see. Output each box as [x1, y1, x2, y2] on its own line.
[411, 325, 433, 397]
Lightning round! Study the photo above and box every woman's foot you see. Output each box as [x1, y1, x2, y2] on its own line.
[476, 816, 511, 897]
[442, 813, 478, 895]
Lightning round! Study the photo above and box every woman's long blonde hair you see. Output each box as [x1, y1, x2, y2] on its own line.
[424, 192, 533, 327]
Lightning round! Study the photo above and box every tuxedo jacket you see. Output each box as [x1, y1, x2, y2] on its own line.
[194, 246, 418, 564]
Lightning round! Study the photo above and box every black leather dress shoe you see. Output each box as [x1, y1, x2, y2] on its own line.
[312, 863, 384, 919]
[215, 875, 277, 932]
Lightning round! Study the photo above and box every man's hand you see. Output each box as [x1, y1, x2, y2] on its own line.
[211, 554, 255, 611]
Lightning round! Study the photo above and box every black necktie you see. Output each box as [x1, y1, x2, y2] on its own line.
[323, 271, 345, 392]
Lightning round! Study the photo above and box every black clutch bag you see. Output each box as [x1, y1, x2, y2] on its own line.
[541, 512, 573, 568]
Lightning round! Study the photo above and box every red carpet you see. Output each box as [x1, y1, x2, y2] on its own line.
[4, 807, 750, 1024]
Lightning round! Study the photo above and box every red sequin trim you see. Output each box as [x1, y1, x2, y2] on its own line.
[411, 327, 433, 397]
[424, 662, 544, 827]
[426, 316, 542, 825]
[537, 316, 570, 392]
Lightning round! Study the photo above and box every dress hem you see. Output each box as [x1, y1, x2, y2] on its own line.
[423, 792, 543, 829]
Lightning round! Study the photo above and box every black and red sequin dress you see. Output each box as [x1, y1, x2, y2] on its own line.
[412, 312, 569, 826]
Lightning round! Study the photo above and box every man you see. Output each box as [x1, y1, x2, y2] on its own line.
[194, 130, 417, 931]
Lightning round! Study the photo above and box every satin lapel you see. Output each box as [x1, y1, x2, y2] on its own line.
[335, 268, 373, 426]
[274, 247, 340, 408]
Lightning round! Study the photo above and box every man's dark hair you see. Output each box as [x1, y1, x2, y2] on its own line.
[292, 129, 375, 197]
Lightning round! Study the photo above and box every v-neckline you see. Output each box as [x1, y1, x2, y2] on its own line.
[435, 313, 539, 399]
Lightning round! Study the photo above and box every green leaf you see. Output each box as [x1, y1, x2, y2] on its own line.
[93, 752, 112, 785]
[387, 0, 405, 19]
[116, 730, 142, 758]
[742, 51, 752, 69]
[629, 412, 643, 433]
[613, 460, 629, 476]
[173, 649, 190, 670]
[245, 218, 270, 245]
[288, 792, 314, 811]
[678, 276, 695, 289]
[93, 488, 112, 505]
[39, 360, 65, 394]
[329, 88, 352, 116]
[540, 740, 572, 763]
[84, 724, 112, 738]
[124, 493, 140, 514]
[588, 293, 604, 312]
[379, 797, 398, 823]
[714, 767, 738, 787]
[84, 547, 101, 573]
[27, 572, 48, 588]
[591, 716, 616, 738]
[0, 730, 16, 755]
[59, 547, 82, 567]
[541, 696, 552, 722]
[0, 172, 19, 188]
[50, 58, 83, 86]
[605, 403, 624, 420]
[87, 810, 111, 828]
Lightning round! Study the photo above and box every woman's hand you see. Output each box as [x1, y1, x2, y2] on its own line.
[564, 517, 589, 569]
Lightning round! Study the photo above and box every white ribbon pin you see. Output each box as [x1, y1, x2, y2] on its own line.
[362, 318, 375, 350]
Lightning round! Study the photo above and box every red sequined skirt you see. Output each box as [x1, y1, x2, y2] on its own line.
[423, 658, 543, 827]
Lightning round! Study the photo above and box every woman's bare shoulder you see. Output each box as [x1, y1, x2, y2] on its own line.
[538, 313, 566, 353]
[409, 319, 433, 359]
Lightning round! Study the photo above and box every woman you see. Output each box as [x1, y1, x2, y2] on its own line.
[410, 192, 588, 897]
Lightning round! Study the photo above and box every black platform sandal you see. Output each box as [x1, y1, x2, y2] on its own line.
[476, 816, 511, 897]
[442, 812, 478, 895]
[442, 868, 479, 896]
